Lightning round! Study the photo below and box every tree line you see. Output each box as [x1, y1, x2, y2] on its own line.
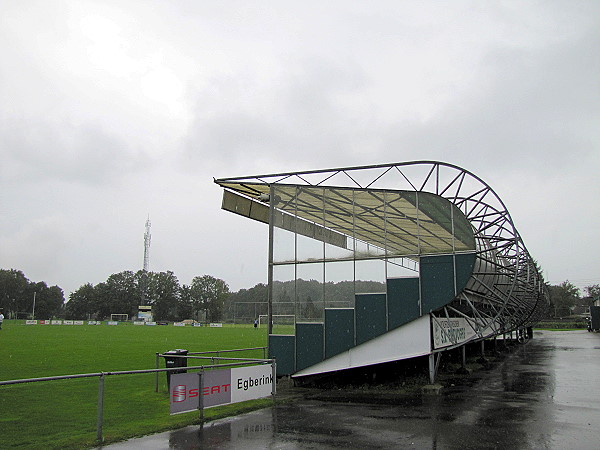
[1, 267, 598, 322]
[0, 268, 230, 322]
[0, 269, 64, 319]
[225, 279, 389, 322]
[547, 281, 599, 318]
[65, 271, 230, 322]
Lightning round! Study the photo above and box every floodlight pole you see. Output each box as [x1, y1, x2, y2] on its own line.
[32, 291, 36, 320]
[267, 185, 275, 335]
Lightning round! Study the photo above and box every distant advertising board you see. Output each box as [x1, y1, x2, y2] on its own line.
[169, 364, 274, 415]
[432, 317, 476, 349]
[26, 320, 37, 325]
[51, 320, 62, 325]
[174, 322, 185, 327]
[209, 323, 223, 327]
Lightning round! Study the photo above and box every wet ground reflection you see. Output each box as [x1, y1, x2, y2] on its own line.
[104, 331, 600, 449]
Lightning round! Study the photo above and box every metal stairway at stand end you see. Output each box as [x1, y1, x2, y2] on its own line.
[268, 253, 476, 377]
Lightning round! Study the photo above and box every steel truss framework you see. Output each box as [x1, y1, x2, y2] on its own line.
[215, 161, 550, 349]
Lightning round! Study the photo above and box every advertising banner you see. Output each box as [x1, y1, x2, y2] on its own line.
[169, 364, 273, 415]
[432, 317, 476, 349]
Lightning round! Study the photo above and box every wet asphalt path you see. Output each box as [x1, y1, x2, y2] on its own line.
[102, 330, 600, 449]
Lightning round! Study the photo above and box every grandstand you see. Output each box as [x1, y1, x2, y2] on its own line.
[215, 161, 549, 382]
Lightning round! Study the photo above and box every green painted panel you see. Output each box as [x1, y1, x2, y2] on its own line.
[355, 293, 387, 345]
[420, 255, 454, 312]
[420, 253, 476, 313]
[296, 323, 324, 371]
[325, 308, 355, 358]
[455, 252, 476, 293]
[268, 334, 295, 376]
[387, 277, 420, 329]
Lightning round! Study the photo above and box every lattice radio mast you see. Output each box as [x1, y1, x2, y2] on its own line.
[141, 217, 151, 306]
[143, 216, 151, 272]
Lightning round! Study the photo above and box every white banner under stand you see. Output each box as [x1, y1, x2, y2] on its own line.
[432, 317, 477, 349]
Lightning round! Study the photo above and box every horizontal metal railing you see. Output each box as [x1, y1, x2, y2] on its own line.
[0, 351, 274, 444]
[187, 346, 267, 357]
[155, 347, 269, 392]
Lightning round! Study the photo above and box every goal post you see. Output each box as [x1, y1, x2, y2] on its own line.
[110, 314, 129, 322]
[259, 314, 296, 334]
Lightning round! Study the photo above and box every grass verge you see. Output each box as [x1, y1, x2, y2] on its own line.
[0, 320, 269, 449]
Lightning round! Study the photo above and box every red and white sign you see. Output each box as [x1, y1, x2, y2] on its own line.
[169, 364, 274, 415]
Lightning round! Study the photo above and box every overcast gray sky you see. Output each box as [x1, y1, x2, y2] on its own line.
[1, 0, 598, 298]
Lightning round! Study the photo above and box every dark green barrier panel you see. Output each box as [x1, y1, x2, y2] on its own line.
[420, 253, 476, 313]
[296, 323, 324, 371]
[387, 277, 420, 329]
[268, 334, 296, 376]
[325, 308, 355, 358]
[455, 253, 476, 292]
[355, 293, 387, 345]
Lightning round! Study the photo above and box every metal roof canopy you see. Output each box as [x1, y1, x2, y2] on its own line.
[215, 161, 550, 334]
[219, 182, 475, 259]
[215, 161, 521, 262]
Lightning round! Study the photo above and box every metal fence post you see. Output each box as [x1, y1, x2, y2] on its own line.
[97, 373, 105, 443]
[155, 353, 160, 392]
[198, 370, 204, 423]
[271, 360, 277, 404]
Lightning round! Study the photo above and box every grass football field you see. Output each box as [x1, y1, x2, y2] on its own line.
[0, 320, 270, 449]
